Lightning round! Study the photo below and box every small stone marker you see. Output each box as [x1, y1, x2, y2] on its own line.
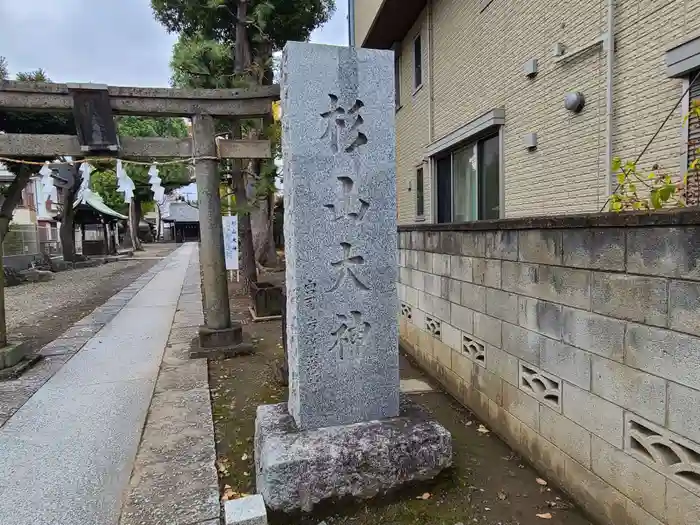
[224, 495, 267, 525]
[255, 41, 452, 513]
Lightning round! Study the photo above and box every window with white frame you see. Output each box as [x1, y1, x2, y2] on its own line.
[435, 134, 500, 223]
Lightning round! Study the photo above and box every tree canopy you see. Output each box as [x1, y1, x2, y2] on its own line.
[152, 0, 335, 51]
[170, 34, 238, 88]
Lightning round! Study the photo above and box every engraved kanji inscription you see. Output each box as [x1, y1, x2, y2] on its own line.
[329, 311, 371, 359]
[324, 176, 370, 223]
[303, 280, 317, 308]
[327, 242, 369, 292]
[320, 94, 368, 153]
[303, 280, 319, 334]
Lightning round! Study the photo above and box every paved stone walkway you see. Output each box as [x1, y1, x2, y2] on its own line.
[0, 244, 197, 525]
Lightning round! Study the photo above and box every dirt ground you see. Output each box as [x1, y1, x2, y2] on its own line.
[210, 276, 593, 525]
[5, 243, 176, 357]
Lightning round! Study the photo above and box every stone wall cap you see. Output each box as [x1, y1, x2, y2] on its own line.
[398, 209, 700, 232]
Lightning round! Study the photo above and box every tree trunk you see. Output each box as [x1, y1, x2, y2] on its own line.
[0, 218, 8, 347]
[60, 181, 79, 262]
[249, 166, 277, 267]
[128, 198, 143, 251]
[234, 167, 257, 293]
[235, 0, 251, 74]
[229, 0, 259, 293]
[155, 203, 162, 241]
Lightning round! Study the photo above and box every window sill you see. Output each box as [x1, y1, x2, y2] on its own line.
[413, 84, 424, 97]
[414, 215, 426, 222]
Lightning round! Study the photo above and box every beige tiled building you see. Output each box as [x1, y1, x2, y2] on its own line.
[351, 0, 700, 224]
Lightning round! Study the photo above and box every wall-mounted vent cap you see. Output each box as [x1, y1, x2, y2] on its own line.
[564, 91, 586, 113]
[524, 133, 538, 150]
[524, 58, 539, 77]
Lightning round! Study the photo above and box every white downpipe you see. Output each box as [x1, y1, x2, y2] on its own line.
[427, 0, 434, 144]
[605, 0, 615, 201]
[427, 0, 436, 221]
[348, 0, 356, 47]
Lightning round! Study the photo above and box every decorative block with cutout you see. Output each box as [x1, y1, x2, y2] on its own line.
[462, 334, 486, 367]
[425, 316, 441, 338]
[400, 303, 413, 321]
[518, 363, 562, 411]
[625, 413, 700, 495]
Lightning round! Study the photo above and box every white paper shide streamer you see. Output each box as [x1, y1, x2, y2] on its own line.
[148, 163, 165, 202]
[77, 161, 93, 199]
[38, 161, 58, 204]
[116, 160, 136, 203]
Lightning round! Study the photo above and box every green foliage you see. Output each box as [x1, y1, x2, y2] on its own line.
[15, 69, 49, 82]
[91, 170, 128, 215]
[608, 101, 700, 212]
[0, 56, 8, 80]
[608, 157, 685, 212]
[116, 116, 192, 203]
[118, 115, 188, 139]
[171, 34, 241, 88]
[152, 0, 335, 51]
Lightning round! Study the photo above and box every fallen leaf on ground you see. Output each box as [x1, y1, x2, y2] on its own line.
[221, 485, 237, 501]
[536, 478, 548, 486]
[416, 492, 431, 500]
[241, 453, 249, 461]
[536, 513, 552, 519]
[465, 420, 473, 426]
[497, 491, 507, 500]
[243, 471, 250, 477]
[477, 424, 490, 434]
[216, 458, 230, 476]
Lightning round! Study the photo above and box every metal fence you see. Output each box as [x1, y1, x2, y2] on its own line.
[3, 223, 61, 257]
[3, 224, 38, 257]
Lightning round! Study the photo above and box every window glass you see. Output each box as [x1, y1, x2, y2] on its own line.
[452, 143, 478, 222]
[416, 167, 424, 217]
[479, 135, 500, 220]
[436, 156, 452, 223]
[394, 50, 401, 107]
[413, 35, 422, 88]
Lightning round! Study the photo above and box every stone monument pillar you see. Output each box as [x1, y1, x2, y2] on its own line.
[255, 42, 452, 513]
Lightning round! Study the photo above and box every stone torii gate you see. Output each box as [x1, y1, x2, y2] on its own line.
[0, 81, 278, 355]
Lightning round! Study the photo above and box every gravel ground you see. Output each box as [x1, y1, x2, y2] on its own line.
[4, 244, 177, 352]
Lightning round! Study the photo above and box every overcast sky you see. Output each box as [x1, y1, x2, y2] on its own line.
[0, 0, 348, 87]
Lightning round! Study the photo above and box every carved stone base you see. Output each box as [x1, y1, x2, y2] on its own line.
[254, 397, 452, 513]
[190, 323, 254, 359]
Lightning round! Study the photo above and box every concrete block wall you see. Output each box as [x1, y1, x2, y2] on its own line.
[397, 211, 700, 525]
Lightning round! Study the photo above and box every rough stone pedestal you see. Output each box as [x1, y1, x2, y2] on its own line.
[190, 323, 253, 359]
[255, 397, 452, 513]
